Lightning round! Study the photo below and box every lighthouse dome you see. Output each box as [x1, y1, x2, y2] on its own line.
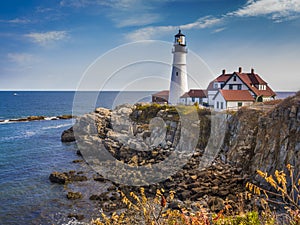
[175, 29, 185, 37]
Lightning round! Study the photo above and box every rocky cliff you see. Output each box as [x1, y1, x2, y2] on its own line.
[223, 91, 300, 182]
[61, 92, 299, 203]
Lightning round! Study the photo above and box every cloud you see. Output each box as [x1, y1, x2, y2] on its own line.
[126, 16, 222, 41]
[59, 0, 175, 27]
[126, 0, 300, 41]
[114, 13, 161, 27]
[212, 27, 226, 33]
[0, 18, 31, 24]
[7, 53, 37, 65]
[228, 0, 300, 22]
[24, 31, 68, 46]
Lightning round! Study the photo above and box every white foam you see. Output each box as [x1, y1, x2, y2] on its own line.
[0, 120, 12, 124]
[44, 117, 58, 120]
[42, 123, 72, 130]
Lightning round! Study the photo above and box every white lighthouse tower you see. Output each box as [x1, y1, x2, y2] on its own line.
[168, 29, 188, 105]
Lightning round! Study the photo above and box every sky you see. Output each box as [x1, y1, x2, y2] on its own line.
[0, 0, 300, 91]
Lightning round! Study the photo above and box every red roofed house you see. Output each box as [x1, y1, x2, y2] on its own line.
[179, 89, 208, 105]
[212, 67, 276, 111]
[152, 90, 169, 104]
[213, 90, 255, 111]
[207, 69, 232, 107]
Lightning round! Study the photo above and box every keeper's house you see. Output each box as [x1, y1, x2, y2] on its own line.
[208, 67, 276, 111]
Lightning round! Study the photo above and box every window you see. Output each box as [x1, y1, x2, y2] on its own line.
[176, 72, 178, 76]
[216, 101, 219, 109]
[258, 84, 266, 90]
[233, 76, 237, 81]
[238, 102, 242, 107]
[229, 84, 233, 90]
[237, 84, 242, 90]
[214, 83, 218, 89]
[220, 102, 224, 109]
[192, 97, 195, 102]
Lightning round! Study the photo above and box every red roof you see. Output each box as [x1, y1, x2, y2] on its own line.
[218, 90, 255, 101]
[207, 74, 232, 90]
[181, 89, 207, 98]
[207, 69, 276, 98]
[235, 72, 276, 97]
[152, 90, 169, 98]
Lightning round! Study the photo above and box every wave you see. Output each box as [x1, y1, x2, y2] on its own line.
[44, 117, 58, 120]
[0, 115, 73, 124]
[42, 123, 73, 130]
[0, 131, 37, 142]
[0, 120, 25, 125]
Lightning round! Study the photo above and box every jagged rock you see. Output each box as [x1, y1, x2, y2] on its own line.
[49, 171, 87, 184]
[57, 114, 73, 119]
[69, 174, 88, 182]
[67, 191, 82, 200]
[61, 127, 75, 142]
[59, 94, 299, 209]
[224, 92, 300, 181]
[27, 115, 45, 121]
[49, 171, 68, 184]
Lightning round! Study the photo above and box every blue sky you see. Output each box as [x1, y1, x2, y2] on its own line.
[0, 0, 300, 91]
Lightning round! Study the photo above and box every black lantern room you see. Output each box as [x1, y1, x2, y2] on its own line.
[174, 29, 186, 46]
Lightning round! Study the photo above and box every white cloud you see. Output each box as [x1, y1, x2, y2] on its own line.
[0, 18, 31, 24]
[212, 27, 226, 33]
[126, 16, 222, 41]
[24, 31, 68, 46]
[7, 53, 36, 65]
[114, 13, 161, 27]
[229, 0, 300, 22]
[59, 0, 173, 27]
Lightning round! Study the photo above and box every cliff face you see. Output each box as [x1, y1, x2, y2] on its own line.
[62, 92, 299, 197]
[223, 92, 300, 179]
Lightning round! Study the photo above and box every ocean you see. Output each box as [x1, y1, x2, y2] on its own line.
[0, 91, 153, 225]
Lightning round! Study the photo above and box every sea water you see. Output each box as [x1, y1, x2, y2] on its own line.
[0, 91, 152, 225]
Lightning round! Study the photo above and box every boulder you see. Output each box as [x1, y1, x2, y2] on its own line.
[49, 171, 68, 184]
[67, 191, 82, 200]
[27, 115, 45, 121]
[57, 114, 73, 119]
[61, 127, 75, 142]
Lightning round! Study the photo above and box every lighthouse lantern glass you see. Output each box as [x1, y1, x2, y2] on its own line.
[175, 36, 185, 45]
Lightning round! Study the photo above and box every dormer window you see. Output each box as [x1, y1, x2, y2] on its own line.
[258, 84, 266, 90]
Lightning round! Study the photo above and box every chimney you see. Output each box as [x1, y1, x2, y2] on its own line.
[251, 68, 254, 74]
[222, 69, 226, 75]
[238, 67, 242, 73]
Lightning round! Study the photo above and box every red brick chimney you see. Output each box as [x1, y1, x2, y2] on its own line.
[238, 67, 242, 73]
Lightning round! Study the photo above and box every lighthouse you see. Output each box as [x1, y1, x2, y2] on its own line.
[168, 29, 188, 105]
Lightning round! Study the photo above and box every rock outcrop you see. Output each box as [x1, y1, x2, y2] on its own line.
[61, 127, 75, 142]
[49, 171, 87, 184]
[223, 92, 300, 181]
[60, 92, 299, 204]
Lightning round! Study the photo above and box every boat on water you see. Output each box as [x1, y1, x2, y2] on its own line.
[13, 93, 18, 96]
